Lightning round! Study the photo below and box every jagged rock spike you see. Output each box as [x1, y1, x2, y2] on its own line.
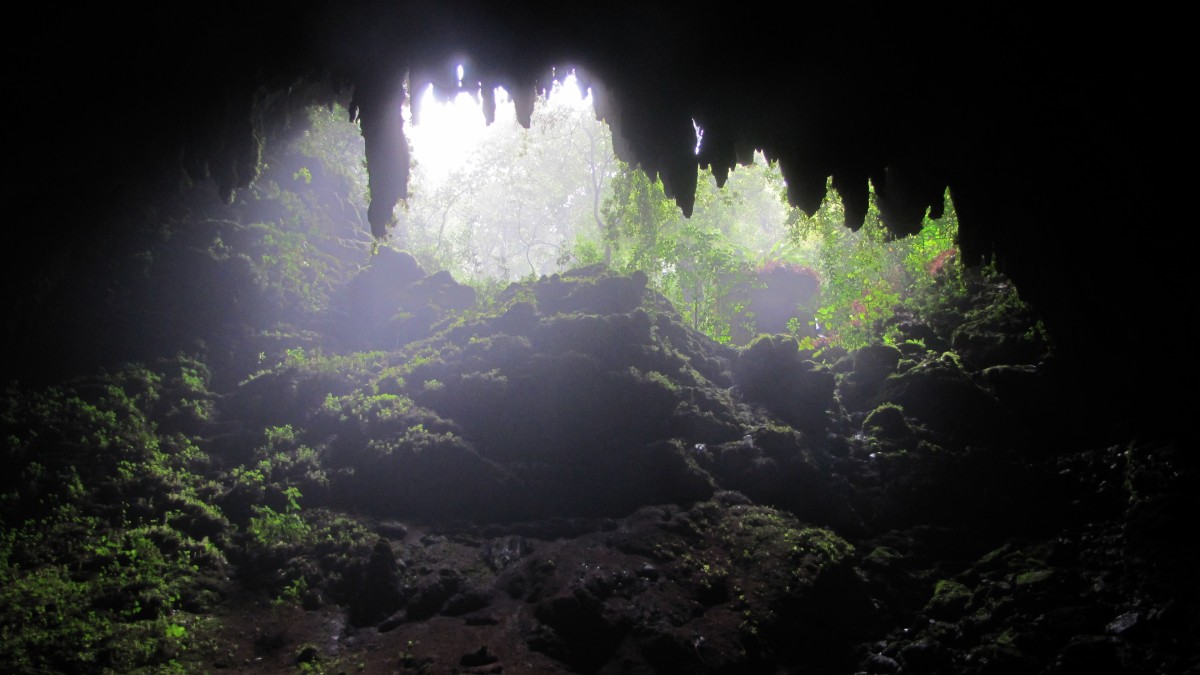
[481, 84, 497, 125]
[778, 156, 827, 217]
[357, 69, 410, 238]
[513, 82, 536, 129]
[833, 172, 869, 231]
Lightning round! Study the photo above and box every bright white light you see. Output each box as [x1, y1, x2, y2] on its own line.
[456, 64, 464, 86]
[405, 70, 594, 189]
[552, 71, 593, 110]
[406, 83, 512, 187]
[692, 119, 704, 155]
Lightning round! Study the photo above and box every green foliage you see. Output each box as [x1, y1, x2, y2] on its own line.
[247, 487, 310, 547]
[571, 238, 605, 267]
[237, 427, 329, 499]
[791, 184, 962, 353]
[0, 513, 210, 671]
[324, 391, 415, 427]
[276, 575, 309, 607]
[596, 160, 773, 341]
[600, 161, 681, 271]
[241, 221, 343, 316]
[582, 153, 960, 352]
[400, 82, 615, 281]
[0, 367, 232, 673]
[640, 369, 680, 393]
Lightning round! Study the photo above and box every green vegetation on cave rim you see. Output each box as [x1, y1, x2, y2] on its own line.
[389, 82, 975, 353]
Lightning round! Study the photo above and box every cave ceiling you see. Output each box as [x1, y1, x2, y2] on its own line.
[2, 2, 1186, 422]
[9, 4, 1169, 244]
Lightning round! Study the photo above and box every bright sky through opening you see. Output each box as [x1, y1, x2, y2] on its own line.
[405, 69, 594, 189]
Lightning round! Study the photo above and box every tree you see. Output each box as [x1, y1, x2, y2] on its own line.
[789, 183, 961, 352]
[401, 79, 616, 285]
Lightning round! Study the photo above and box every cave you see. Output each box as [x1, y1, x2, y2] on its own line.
[0, 4, 1192, 673]
[6, 4, 1186, 430]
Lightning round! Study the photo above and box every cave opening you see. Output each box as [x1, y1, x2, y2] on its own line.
[316, 62, 980, 356]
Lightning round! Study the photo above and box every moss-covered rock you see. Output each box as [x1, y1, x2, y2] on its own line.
[322, 409, 518, 520]
[875, 354, 1010, 445]
[734, 335, 835, 430]
[836, 344, 903, 413]
[528, 266, 648, 316]
[334, 251, 479, 351]
[863, 403, 912, 441]
[925, 578, 974, 619]
[981, 363, 1063, 438]
[315, 270, 764, 519]
[701, 427, 856, 530]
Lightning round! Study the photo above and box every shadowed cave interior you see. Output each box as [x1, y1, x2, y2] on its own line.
[0, 4, 1192, 674]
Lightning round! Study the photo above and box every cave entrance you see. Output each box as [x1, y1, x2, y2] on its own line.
[395, 64, 962, 350]
[294, 64, 963, 351]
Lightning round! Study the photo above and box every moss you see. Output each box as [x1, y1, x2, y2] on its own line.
[925, 579, 973, 619]
[733, 335, 835, 430]
[1015, 569, 1054, 586]
[862, 546, 903, 570]
[862, 403, 910, 440]
[875, 354, 1010, 444]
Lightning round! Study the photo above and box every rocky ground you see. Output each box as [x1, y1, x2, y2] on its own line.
[2, 258, 1196, 674]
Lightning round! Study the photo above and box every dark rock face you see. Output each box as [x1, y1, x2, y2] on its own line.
[862, 403, 911, 441]
[349, 538, 404, 626]
[876, 355, 1010, 445]
[507, 499, 871, 674]
[733, 334, 836, 431]
[837, 344, 904, 413]
[336, 251, 477, 351]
